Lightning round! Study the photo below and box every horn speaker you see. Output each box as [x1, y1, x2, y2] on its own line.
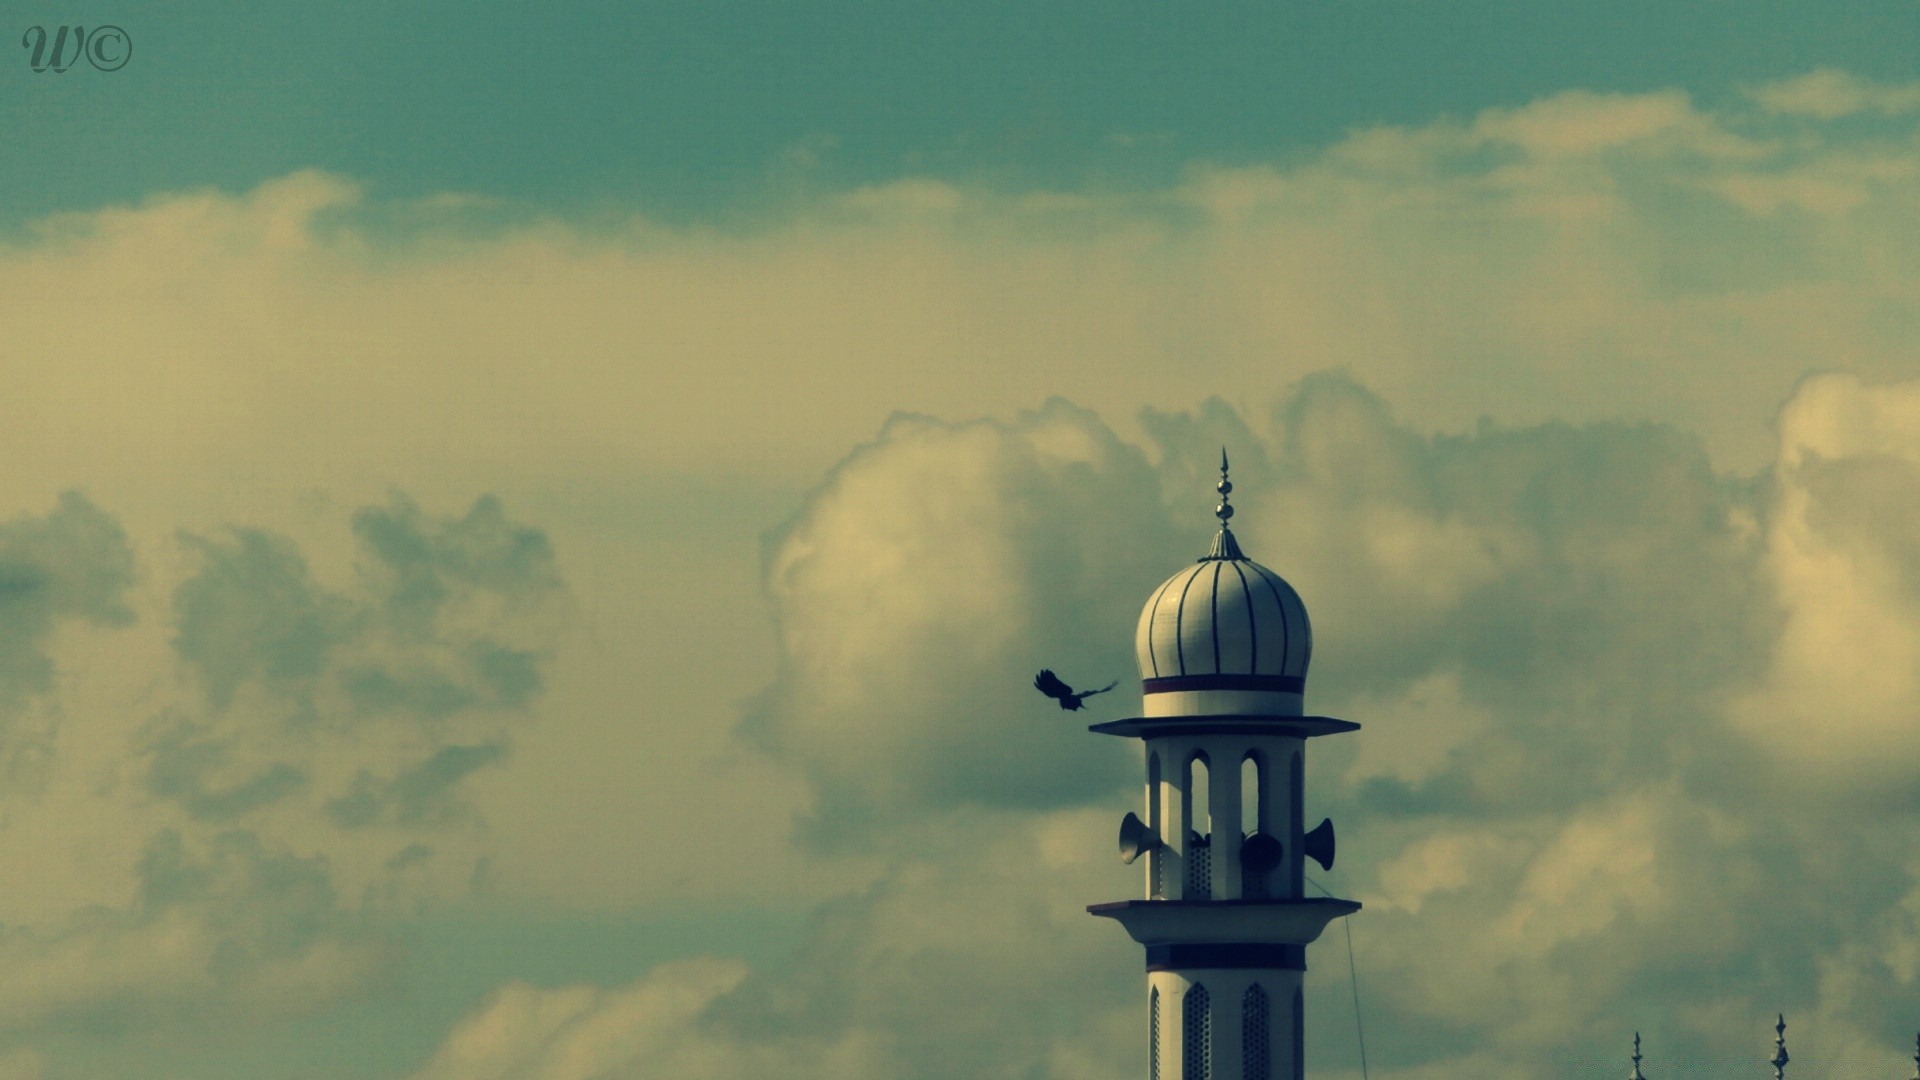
[1118, 812, 1158, 864]
[1303, 817, 1336, 871]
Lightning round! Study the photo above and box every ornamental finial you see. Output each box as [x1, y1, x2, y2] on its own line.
[1203, 447, 1245, 560]
[1629, 1032, 1645, 1080]
[1771, 1015, 1789, 1080]
[1909, 1031, 1918, 1080]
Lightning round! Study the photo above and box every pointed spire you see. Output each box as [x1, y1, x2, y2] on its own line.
[1628, 1032, 1646, 1080]
[1771, 1015, 1789, 1080]
[1909, 1031, 1918, 1080]
[1202, 447, 1245, 561]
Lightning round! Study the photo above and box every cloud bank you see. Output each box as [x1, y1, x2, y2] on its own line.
[5, 71, 1920, 1079]
[406, 370, 1920, 1080]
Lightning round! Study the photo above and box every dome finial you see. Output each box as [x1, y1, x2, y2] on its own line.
[1203, 446, 1244, 560]
[1771, 1014, 1789, 1080]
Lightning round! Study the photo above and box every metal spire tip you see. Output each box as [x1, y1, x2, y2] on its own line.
[1202, 446, 1244, 560]
[1771, 1014, 1789, 1080]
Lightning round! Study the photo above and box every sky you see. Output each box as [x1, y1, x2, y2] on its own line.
[5, 3, 1920, 1078]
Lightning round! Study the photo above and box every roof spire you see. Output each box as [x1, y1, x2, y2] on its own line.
[1629, 1032, 1646, 1080]
[1771, 1015, 1789, 1080]
[1909, 1031, 1918, 1080]
[1203, 446, 1245, 561]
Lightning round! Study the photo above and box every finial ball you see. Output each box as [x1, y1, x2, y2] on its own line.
[1216, 502, 1234, 520]
[1217, 479, 1233, 496]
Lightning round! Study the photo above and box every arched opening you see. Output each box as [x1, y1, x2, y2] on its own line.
[1184, 984, 1212, 1080]
[1240, 751, 1273, 899]
[1186, 754, 1211, 899]
[1243, 984, 1270, 1080]
[1187, 753, 1211, 838]
[1240, 753, 1263, 836]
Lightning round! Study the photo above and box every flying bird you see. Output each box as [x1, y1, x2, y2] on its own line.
[1033, 669, 1117, 711]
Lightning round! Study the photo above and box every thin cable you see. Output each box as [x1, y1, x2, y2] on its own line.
[1306, 875, 1370, 1080]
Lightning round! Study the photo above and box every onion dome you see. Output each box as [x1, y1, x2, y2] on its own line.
[1134, 450, 1311, 718]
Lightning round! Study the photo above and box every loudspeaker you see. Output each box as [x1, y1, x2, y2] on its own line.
[1240, 831, 1283, 876]
[1118, 812, 1159, 864]
[1303, 817, 1336, 871]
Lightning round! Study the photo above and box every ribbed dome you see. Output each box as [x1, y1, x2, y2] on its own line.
[1135, 553, 1311, 682]
[1133, 452, 1311, 718]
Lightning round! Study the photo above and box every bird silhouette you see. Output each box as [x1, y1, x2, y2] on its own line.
[1033, 669, 1116, 711]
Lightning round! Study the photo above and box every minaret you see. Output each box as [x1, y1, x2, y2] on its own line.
[1090, 451, 1360, 1080]
[1771, 1015, 1789, 1080]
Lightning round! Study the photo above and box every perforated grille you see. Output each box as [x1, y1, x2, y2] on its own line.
[1242, 985, 1270, 1080]
[1150, 988, 1161, 1080]
[1187, 834, 1212, 900]
[1185, 984, 1212, 1080]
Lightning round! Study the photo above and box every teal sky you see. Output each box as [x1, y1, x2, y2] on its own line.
[9, 5, 1920, 1079]
[8, 1, 1920, 223]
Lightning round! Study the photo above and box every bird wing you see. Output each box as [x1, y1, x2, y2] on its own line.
[1033, 669, 1074, 700]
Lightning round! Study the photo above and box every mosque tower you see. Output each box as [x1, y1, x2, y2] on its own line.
[1089, 452, 1360, 1080]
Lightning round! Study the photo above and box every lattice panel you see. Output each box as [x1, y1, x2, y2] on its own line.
[1185, 984, 1212, 1080]
[1242, 985, 1270, 1080]
[1187, 835, 1212, 900]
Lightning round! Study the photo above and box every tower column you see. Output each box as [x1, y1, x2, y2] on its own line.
[1156, 738, 1191, 899]
[1206, 738, 1243, 900]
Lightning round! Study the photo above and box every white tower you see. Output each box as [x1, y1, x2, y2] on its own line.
[1090, 452, 1359, 1080]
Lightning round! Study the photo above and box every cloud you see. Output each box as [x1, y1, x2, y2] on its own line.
[1747, 70, 1920, 120]
[408, 808, 1136, 1080]
[11, 74, 1920, 526]
[0, 492, 135, 711]
[745, 399, 1174, 845]
[0, 828, 388, 1034]
[145, 492, 562, 837]
[15, 71, 1920, 1078]
[0, 489, 566, 1061]
[418, 372, 1920, 1080]
[1729, 373, 1920, 789]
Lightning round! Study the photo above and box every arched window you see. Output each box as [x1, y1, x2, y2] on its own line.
[1150, 987, 1161, 1080]
[1242, 985, 1270, 1080]
[1240, 753, 1263, 835]
[1184, 984, 1212, 1080]
[1187, 755, 1212, 899]
[1241, 752, 1268, 899]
